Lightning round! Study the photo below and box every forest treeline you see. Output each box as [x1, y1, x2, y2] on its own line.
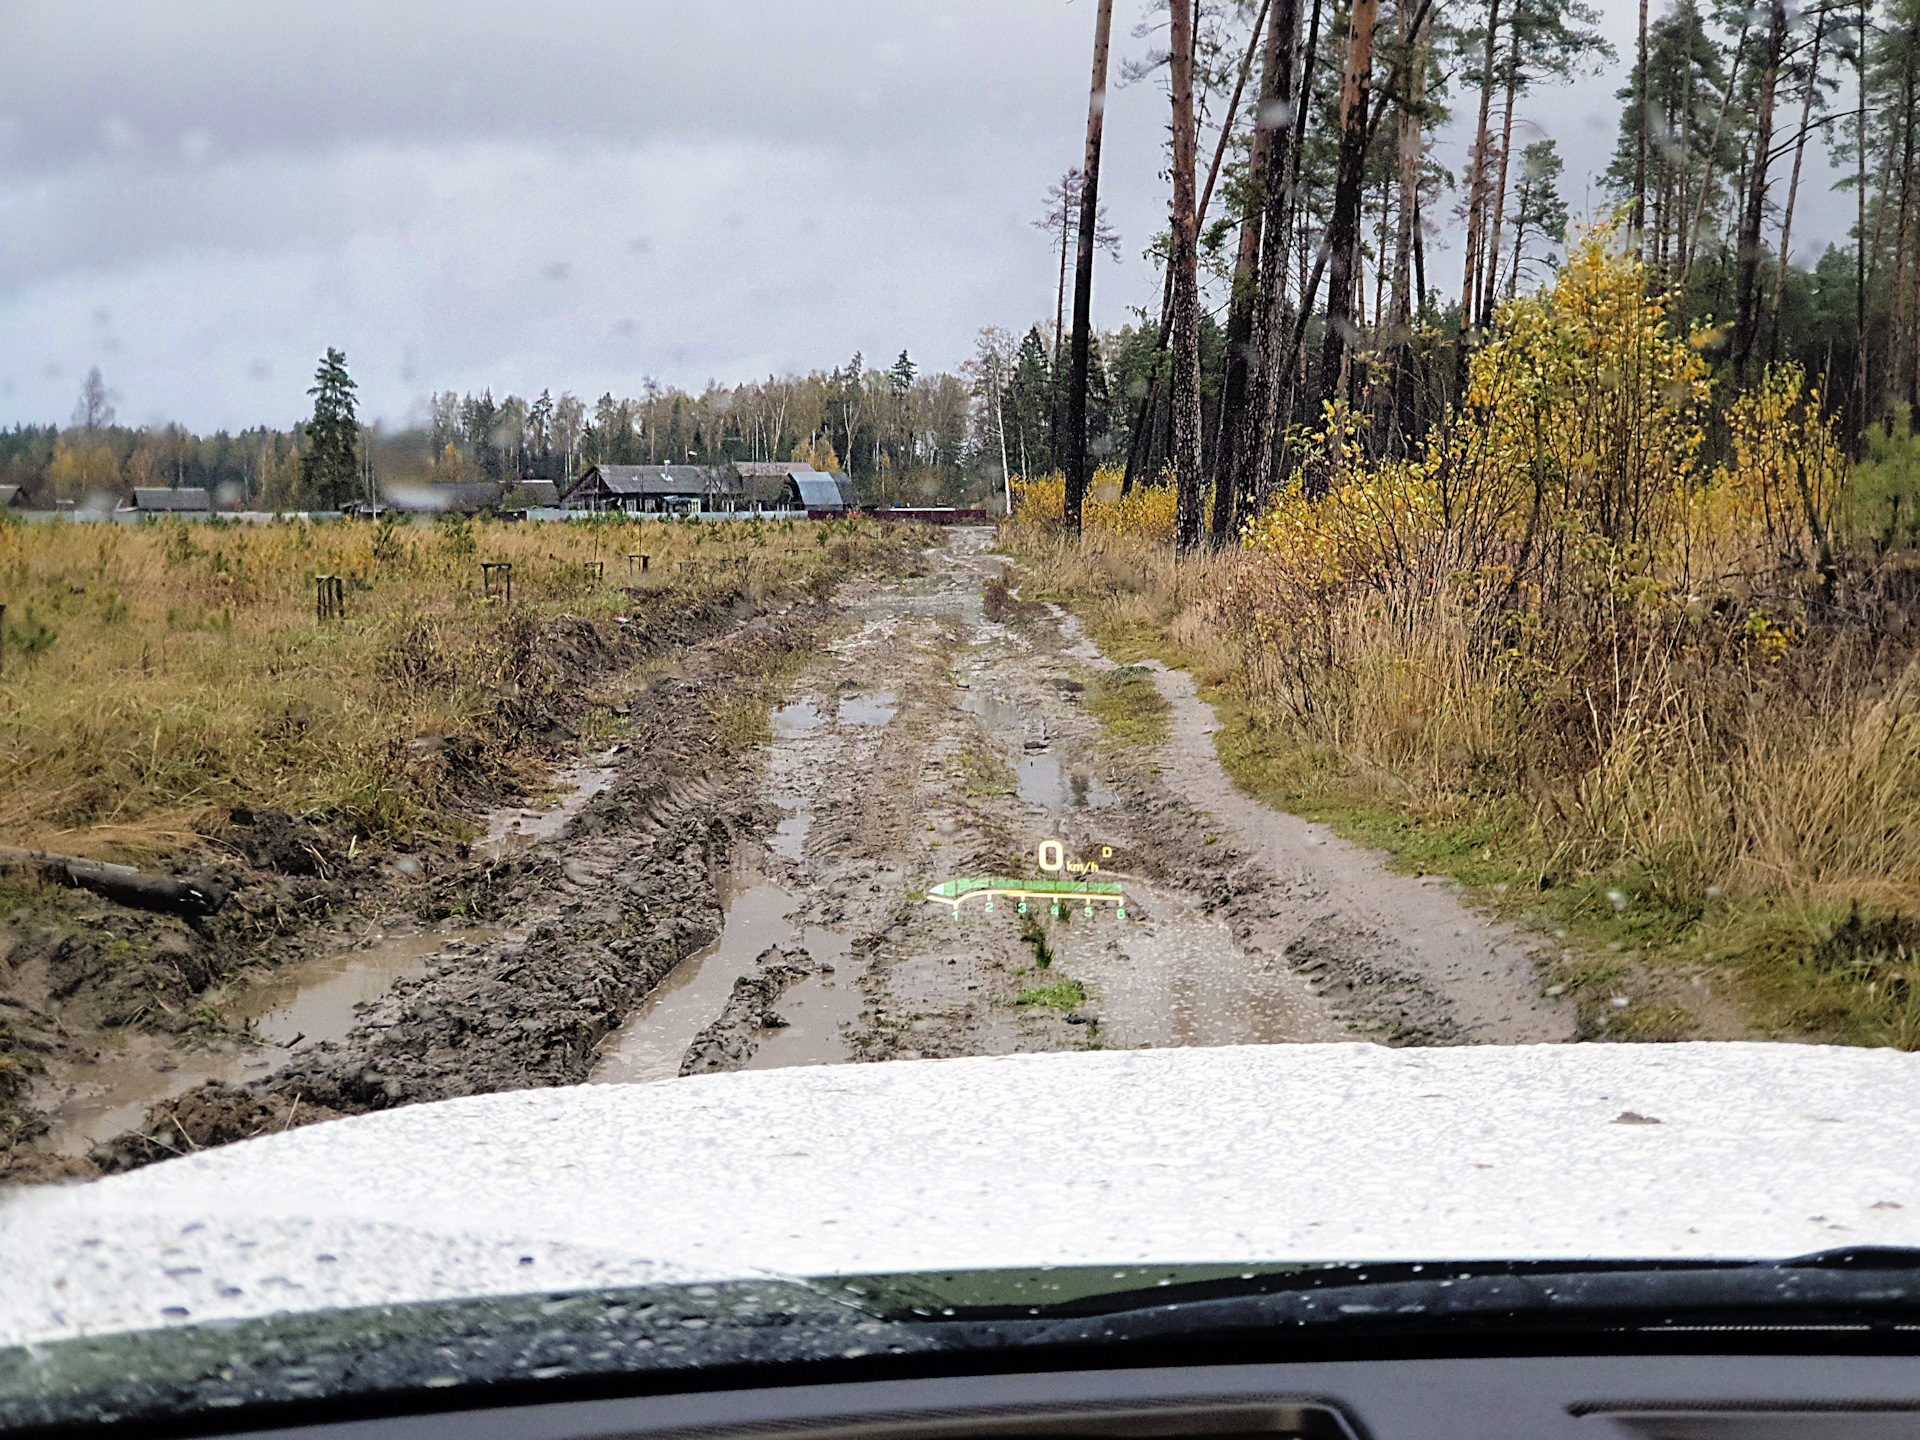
[1022, 0, 1920, 549]
[0, 335, 1158, 512]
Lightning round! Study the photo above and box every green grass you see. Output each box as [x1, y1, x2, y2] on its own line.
[1084, 665, 1172, 747]
[1019, 914, 1055, 969]
[1016, 978, 1086, 1010]
[953, 745, 1015, 796]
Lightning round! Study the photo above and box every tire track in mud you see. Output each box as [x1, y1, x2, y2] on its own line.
[78, 603, 829, 1172]
[1124, 660, 1575, 1044]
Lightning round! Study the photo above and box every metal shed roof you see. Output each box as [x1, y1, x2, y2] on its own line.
[793, 472, 853, 509]
[585, 466, 736, 495]
[734, 461, 813, 478]
[132, 487, 210, 512]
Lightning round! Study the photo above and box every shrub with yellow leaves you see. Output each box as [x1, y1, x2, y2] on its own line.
[1008, 466, 1178, 542]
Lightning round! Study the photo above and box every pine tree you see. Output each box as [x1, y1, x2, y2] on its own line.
[889, 350, 917, 394]
[299, 349, 359, 509]
[1169, 0, 1206, 549]
[1506, 139, 1569, 294]
[1004, 327, 1056, 476]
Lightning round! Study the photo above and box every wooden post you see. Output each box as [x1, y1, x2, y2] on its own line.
[315, 575, 344, 621]
[627, 553, 649, 575]
[481, 562, 514, 605]
[584, 560, 604, 586]
[0, 602, 6, 674]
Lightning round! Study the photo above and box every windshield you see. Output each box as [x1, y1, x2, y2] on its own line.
[4, 0, 1920, 1429]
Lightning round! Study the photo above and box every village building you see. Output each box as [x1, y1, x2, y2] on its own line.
[500, 479, 560, 511]
[127, 487, 212, 516]
[566, 465, 754, 515]
[0, 485, 27, 510]
[779, 469, 857, 513]
[381, 480, 503, 515]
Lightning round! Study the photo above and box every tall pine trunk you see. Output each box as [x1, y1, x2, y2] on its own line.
[1457, 0, 1503, 384]
[1731, 0, 1787, 384]
[1478, 29, 1521, 329]
[1171, 0, 1206, 551]
[1632, 0, 1649, 238]
[1211, 0, 1289, 545]
[1062, 0, 1115, 537]
[1768, 5, 1826, 363]
[1316, 0, 1381, 442]
[1896, 90, 1918, 424]
[1386, 1, 1430, 453]
[1234, 0, 1308, 522]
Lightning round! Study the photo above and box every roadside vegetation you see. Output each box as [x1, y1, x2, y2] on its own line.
[1008, 233, 1920, 1048]
[0, 513, 920, 865]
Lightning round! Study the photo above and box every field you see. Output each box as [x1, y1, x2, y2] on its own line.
[0, 513, 914, 861]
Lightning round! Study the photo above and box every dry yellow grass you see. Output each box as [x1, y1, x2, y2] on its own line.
[0, 514, 908, 859]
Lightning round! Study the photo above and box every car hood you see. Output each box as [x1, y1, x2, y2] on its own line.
[5, 1042, 1920, 1346]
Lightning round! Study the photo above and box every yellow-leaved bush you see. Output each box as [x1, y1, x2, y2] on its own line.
[1009, 467, 1178, 541]
[1245, 226, 1715, 607]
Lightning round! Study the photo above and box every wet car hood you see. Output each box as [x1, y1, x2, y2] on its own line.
[5, 1041, 1920, 1347]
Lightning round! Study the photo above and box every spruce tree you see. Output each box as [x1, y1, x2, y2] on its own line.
[300, 348, 360, 509]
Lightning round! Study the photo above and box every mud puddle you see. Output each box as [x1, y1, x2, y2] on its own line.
[34, 923, 500, 1156]
[593, 870, 854, 1082]
[476, 746, 623, 861]
[838, 692, 897, 726]
[744, 928, 857, 1069]
[228, 925, 501, 1049]
[771, 702, 822, 736]
[1016, 754, 1115, 812]
[770, 793, 813, 860]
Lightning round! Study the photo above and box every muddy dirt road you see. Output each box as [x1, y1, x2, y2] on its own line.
[624, 527, 1573, 1072]
[16, 529, 1576, 1176]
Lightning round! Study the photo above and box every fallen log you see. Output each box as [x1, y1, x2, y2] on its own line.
[0, 846, 232, 917]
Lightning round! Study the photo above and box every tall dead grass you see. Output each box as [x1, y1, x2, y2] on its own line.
[0, 514, 909, 858]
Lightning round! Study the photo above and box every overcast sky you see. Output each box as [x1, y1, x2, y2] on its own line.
[0, 0, 1855, 434]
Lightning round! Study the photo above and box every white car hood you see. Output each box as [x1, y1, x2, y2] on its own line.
[5, 1042, 1920, 1347]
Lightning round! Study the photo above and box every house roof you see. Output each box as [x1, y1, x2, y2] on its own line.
[793, 472, 854, 509]
[734, 461, 812, 478]
[133, 487, 211, 512]
[581, 465, 740, 496]
[0, 486, 20, 508]
[502, 480, 560, 506]
[382, 481, 502, 513]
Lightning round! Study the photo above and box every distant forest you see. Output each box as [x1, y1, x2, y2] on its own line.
[0, 323, 1179, 512]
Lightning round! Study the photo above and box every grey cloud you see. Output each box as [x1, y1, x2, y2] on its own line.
[0, 0, 1853, 434]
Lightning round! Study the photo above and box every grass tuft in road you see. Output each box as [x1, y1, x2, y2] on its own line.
[1085, 665, 1171, 747]
[1015, 978, 1086, 1010]
[1019, 913, 1055, 968]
